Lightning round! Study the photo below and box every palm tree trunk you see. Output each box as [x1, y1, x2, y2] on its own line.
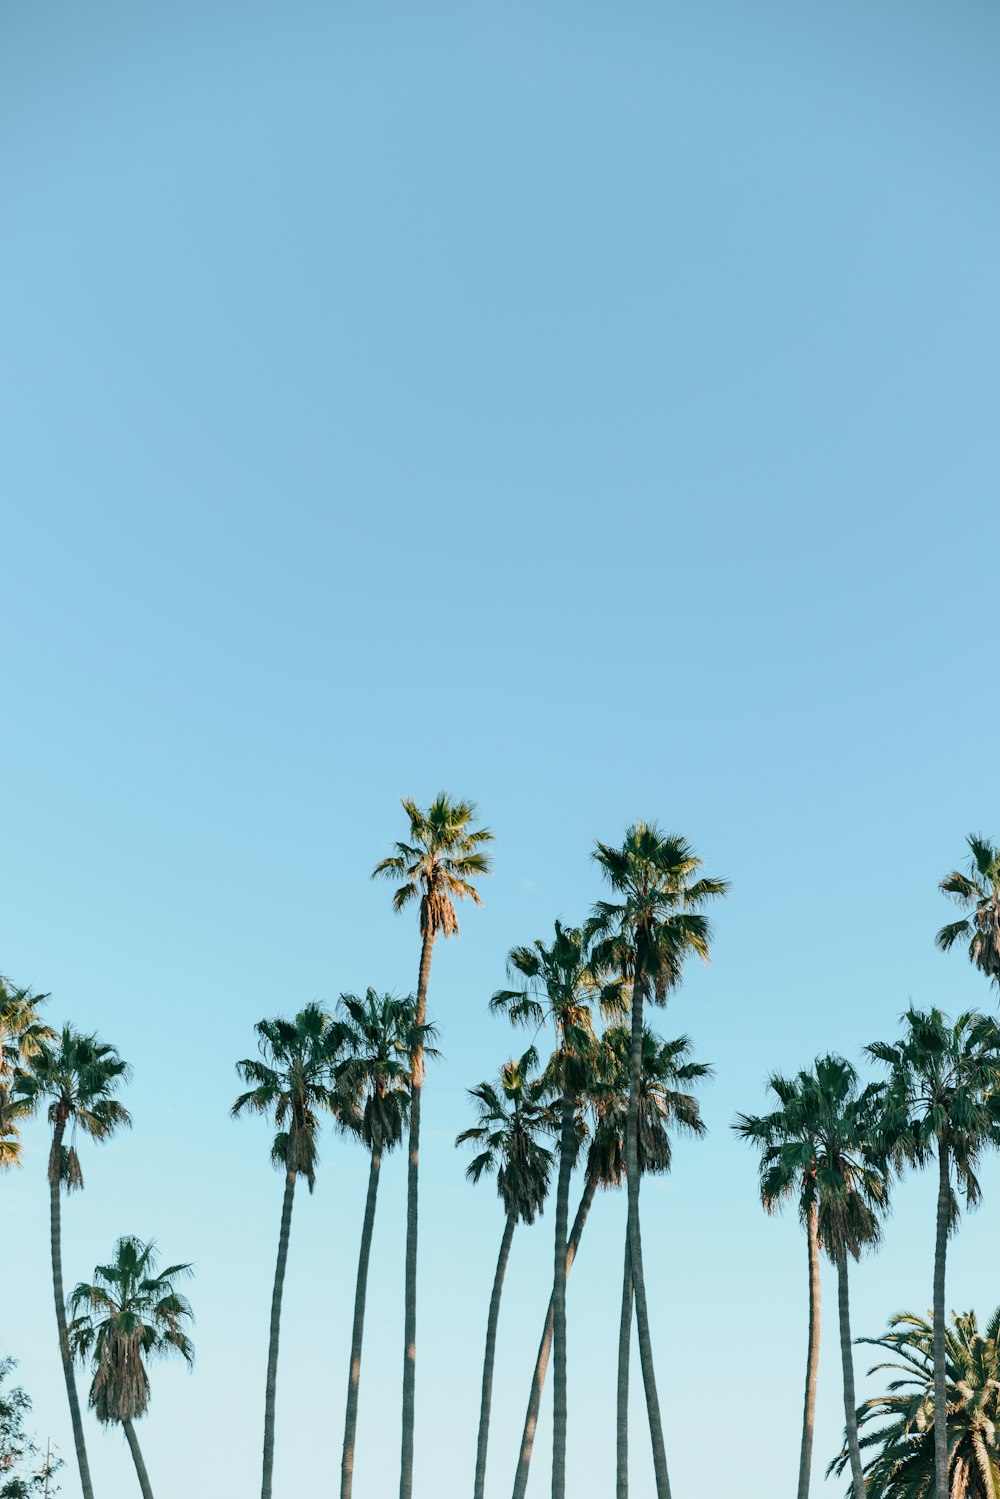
[626, 963, 670, 1499]
[551, 1091, 576, 1499]
[796, 1201, 821, 1499]
[49, 1116, 95, 1499]
[399, 927, 435, 1499]
[836, 1247, 864, 1498]
[340, 1148, 382, 1499]
[473, 1213, 516, 1499]
[511, 1170, 598, 1499]
[933, 1132, 950, 1499]
[261, 1167, 296, 1499]
[617, 1234, 634, 1499]
[123, 1417, 155, 1499]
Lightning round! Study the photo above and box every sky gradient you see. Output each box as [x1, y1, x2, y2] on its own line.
[3, 1, 1000, 1495]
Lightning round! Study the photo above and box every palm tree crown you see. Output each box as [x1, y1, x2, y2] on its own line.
[592, 1025, 710, 1184]
[937, 834, 1000, 987]
[0, 981, 57, 1171]
[67, 1237, 193, 1425]
[456, 1046, 555, 1225]
[334, 990, 429, 1154]
[232, 1003, 340, 1191]
[372, 793, 494, 939]
[17, 1027, 132, 1188]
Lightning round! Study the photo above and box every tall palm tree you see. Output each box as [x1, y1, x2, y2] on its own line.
[491, 921, 611, 1499]
[0, 980, 54, 1171]
[937, 834, 1000, 987]
[457, 1046, 554, 1499]
[67, 1236, 193, 1499]
[867, 1007, 1000, 1499]
[735, 1058, 889, 1499]
[588, 824, 727, 1499]
[335, 991, 429, 1499]
[828, 1308, 1000, 1498]
[372, 793, 493, 1499]
[232, 1003, 340, 1499]
[16, 1027, 132, 1499]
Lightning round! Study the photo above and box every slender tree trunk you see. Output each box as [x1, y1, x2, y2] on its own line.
[261, 1167, 296, 1499]
[933, 1133, 950, 1499]
[122, 1418, 154, 1499]
[399, 927, 435, 1499]
[551, 1091, 576, 1499]
[511, 1171, 599, 1499]
[796, 1201, 821, 1499]
[836, 1248, 864, 1498]
[473, 1214, 517, 1499]
[49, 1116, 95, 1499]
[617, 1233, 634, 1499]
[340, 1148, 382, 1499]
[625, 961, 670, 1499]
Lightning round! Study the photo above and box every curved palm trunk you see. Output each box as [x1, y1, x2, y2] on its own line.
[835, 1247, 864, 1498]
[933, 1133, 950, 1499]
[340, 1148, 382, 1499]
[261, 1167, 296, 1499]
[796, 1201, 821, 1499]
[473, 1213, 516, 1499]
[399, 927, 435, 1499]
[49, 1117, 95, 1499]
[626, 964, 670, 1499]
[511, 1170, 599, 1499]
[123, 1418, 154, 1499]
[617, 1235, 634, 1499]
[551, 1092, 576, 1499]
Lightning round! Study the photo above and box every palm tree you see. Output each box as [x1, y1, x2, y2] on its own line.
[735, 1058, 889, 1499]
[335, 991, 429, 1499]
[372, 793, 493, 1499]
[457, 1046, 554, 1499]
[491, 921, 611, 1499]
[867, 1007, 1000, 1499]
[0, 980, 54, 1172]
[829, 1308, 1000, 1497]
[16, 1027, 132, 1499]
[937, 834, 1000, 988]
[588, 824, 727, 1499]
[232, 1003, 340, 1499]
[67, 1236, 193, 1499]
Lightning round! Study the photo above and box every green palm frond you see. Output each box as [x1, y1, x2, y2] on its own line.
[372, 793, 494, 940]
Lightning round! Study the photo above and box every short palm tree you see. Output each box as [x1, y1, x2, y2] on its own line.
[0, 980, 54, 1171]
[335, 991, 429, 1499]
[937, 834, 1000, 988]
[867, 1008, 1000, 1499]
[15, 1027, 132, 1499]
[232, 1003, 340, 1499]
[829, 1308, 1000, 1498]
[372, 793, 493, 1499]
[457, 1046, 554, 1499]
[67, 1236, 193, 1499]
[588, 824, 727, 1499]
[735, 1057, 889, 1499]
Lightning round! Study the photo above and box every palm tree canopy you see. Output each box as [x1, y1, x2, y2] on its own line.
[590, 1024, 711, 1186]
[372, 793, 494, 939]
[15, 1027, 132, 1190]
[232, 1002, 340, 1192]
[334, 990, 433, 1154]
[456, 1046, 555, 1224]
[587, 823, 728, 1003]
[937, 834, 1000, 987]
[0, 979, 55, 1084]
[866, 1007, 1000, 1220]
[829, 1307, 1000, 1498]
[67, 1236, 193, 1426]
[734, 1054, 889, 1260]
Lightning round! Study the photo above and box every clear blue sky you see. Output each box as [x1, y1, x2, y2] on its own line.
[2, 1, 999, 1495]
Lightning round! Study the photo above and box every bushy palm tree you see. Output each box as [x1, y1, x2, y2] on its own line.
[588, 824, 727, 1499]
[457, 1046, 554, 1499]
[335, 991, 428, 1499]
[735, 1057, 889, 1499]
[829, 1309, 1000, 1498]
[372, 793, 493, 1499]
[16, 1028, 132, 1499]
[937, 834, 1000, 988]
[232, 1003, 340, 1499]
[0, 981, 54, 1172]
[867, 1008, 1000, 1499]
[67, 1236, 193, 1499]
